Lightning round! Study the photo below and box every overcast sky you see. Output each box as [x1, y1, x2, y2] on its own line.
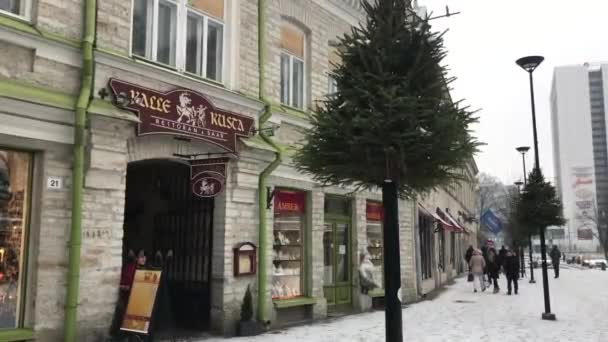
[419, 0, 608, 184]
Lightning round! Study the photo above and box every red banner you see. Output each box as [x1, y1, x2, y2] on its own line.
[274, 190, 306, 214]
[366, 201, 383, 221]
[109, 79, 255, 153]
[190, 158, 229, 198]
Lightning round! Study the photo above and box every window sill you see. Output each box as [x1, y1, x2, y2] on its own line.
[0, 328, 35, 342]
[183, 72, 225, 88]
[132, 55, 179, 71]
[0, 12, 80, 48]
[368, 289, 385, 298]
[271, 104, 313, 120]
[273, 296, 316, 309]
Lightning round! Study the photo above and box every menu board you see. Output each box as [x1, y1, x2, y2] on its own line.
[120, 269, 162, 334]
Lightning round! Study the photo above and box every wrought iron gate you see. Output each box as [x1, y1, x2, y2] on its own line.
[126, 160, 214, 331]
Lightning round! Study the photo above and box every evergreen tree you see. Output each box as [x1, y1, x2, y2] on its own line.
[240, 285, 253, 322]
[293, 0, 480, 197]
[516, 169, 566, 231]
[293, 1, 479, 340]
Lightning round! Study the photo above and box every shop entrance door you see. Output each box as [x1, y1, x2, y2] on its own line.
[323, 219, 352, 309]
[123, 159, 214, 332]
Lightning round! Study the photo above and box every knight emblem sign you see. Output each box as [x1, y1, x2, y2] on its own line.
[108, 79, 255, 153]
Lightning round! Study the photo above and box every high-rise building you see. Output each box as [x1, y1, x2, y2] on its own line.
[551, 63, 608, 254]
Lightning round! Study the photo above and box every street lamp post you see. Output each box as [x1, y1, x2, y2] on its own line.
[516, 55, 556, 321]
[514, 180, 526, 279]
[516, 146, 535, 284]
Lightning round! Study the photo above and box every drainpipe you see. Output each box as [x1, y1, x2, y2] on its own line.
[256, 0, 283, 324]
[64, 0, 96, 341]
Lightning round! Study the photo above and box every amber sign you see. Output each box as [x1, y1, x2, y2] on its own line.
[120, 269, 162, 335]
[109, 79, 255, 153]
[274, 190, 306, 214]
[366, 202, 383, 221]
[191, 158, 228, 198]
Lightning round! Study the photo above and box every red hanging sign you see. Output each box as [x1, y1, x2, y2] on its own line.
[190, 158, 229, 198]
[366, 201, 383, 221]
[274, 190, 306, 214]
[108, 78, 255, 153]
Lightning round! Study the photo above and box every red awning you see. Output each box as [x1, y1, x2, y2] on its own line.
[445, 212, 466, 234]
[419, 204, 458, 232]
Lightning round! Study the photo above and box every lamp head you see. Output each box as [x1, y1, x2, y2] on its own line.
[514, 181, 524, 187]
[516, 146, 530, 154]
[516, 56, 544, 72]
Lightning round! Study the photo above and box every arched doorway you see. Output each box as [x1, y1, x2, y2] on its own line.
[122, 159, 214, 332]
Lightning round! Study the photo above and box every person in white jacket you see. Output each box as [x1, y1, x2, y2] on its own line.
[359, 252, 379, 294]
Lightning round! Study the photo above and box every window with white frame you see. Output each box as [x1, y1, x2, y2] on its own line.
[280, 24, 305, 109]
[132, 0, 224, 82]
[327, 46, 340, 95]
[328, 75, 338, 95]
[0, 0, 30, 18]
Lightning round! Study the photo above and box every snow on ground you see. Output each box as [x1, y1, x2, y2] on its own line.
[202, 268, 608, 342]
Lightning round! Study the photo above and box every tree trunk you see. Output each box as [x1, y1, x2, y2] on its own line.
[382, 180, 403, 342]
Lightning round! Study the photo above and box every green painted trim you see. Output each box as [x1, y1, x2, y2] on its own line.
[304, 192, 313, 296]
[63, 0, 96, 340]
[256, 0, 283, 324]
[0, 328, 35, 342]
[272, 297, 316, 309]
[88, 99, 140, 123]
[0, 78, 75, 110]
[368, 288, 385, 298]
[241, 135, 276, 152]
[0, 13, 80, 48]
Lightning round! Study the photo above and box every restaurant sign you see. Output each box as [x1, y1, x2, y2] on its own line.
[108, 79, 255, 153]
[190, 158, 229, 198]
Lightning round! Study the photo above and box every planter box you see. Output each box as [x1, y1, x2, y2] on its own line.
[237, 320, 261, 337]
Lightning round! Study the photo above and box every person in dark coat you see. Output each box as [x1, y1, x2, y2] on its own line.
[549, 245, 561, 278]
[498, 245, 508, 270]
[465, 245, 474, 265]
[485, 247, 500, 293]
[503, 248, 520, 295]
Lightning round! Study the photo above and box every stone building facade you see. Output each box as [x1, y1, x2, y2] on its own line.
[0, 0, 475, 341]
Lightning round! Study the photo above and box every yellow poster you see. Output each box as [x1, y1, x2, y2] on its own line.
[120, 269, 162, 334]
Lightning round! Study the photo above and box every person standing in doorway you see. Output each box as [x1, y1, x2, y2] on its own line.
[469, 249, 486, 293]
[550, 245, 561, 278]
[503, 248, 520, 295]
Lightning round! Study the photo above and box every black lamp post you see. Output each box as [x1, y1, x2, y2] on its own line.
[516, 55, 556, 321]
[513, 180, 526, 279]
[516, 146, 535, 284]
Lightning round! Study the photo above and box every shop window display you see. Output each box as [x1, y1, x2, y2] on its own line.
[365, 201, 383, 288]
[0, 150, 31, 328]
[272, 190, 306, 300]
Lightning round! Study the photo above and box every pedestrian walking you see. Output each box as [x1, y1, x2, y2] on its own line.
[503, 248, 520, 295]
[465, 245, 474, 264]
[550, 245, 561, 278]
[498, 245, 508, 268]
[486, 247, 501, 293]
[469, 249, 486, 293]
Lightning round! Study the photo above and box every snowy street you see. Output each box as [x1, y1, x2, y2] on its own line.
[204, 267, 608, 342]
